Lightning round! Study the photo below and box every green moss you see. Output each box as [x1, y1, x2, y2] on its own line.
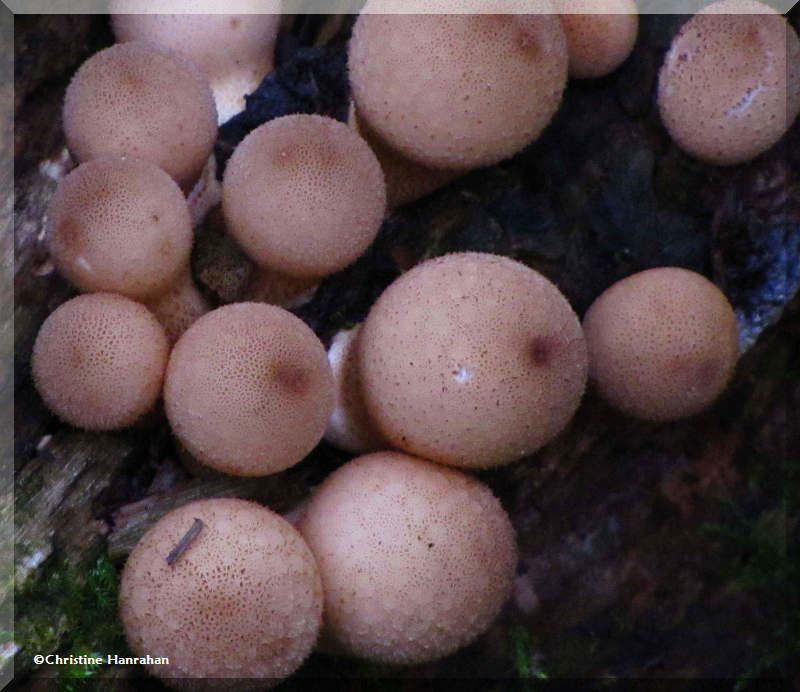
[702, 457, 799, 688]
[509, 624, 548, 686]
[14, 553, 129, 680]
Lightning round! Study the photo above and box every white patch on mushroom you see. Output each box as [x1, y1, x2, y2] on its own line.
[725, 82, 765, 117]
[452, 365, 473, 384]
[75, 256, 93, 273]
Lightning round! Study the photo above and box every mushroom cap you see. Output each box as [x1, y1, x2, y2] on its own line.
[556, 0, 639, 79]
[348, 0, 568, 170]
[657, 0, 800, 166]
[45, 156, 193, 302]
[347, 100, 461, 209]
[359, 252, 588, 468]
[63, 41, 218, 190]
[298, 451, 517, 665]
[32, 293, 169, 430]
[163, 302, 334, 476]
[119, 497, 323, 688]
[222, 113, 386, 279]
[582, 267, 739, 421]
[110, 5, 282, 124]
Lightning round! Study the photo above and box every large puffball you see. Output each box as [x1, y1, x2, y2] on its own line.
[359, 252, 587, 468]
[119, 498, 323, 689]
[298, 452, 517, 665]
[349, 0, 568, 170]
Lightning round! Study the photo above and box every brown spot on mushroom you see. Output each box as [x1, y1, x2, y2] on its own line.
[529, 336, 554, 366]
[273, 362, 309, 396]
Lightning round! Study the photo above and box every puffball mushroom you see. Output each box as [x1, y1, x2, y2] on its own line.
[45, 156, 192, 302]
[323, 325, 386, 454]
[582, 267, 739, 421]
[222, 113, 386, 279]
[32, 293, 169, 430]
[119, 497, 323, 688]
[657, 0, 800, 166]
[348, 0, 568, 171]
[555, 0, 639, 79]
[298, 452, 517, 665]
[63, 41, 218, 191]
[44, 155, 209, 344]
[359, 252, 588, 468]
[164, 302, 334, 477]
[347, 100, 461, 210]
[110, 3, 282, 125]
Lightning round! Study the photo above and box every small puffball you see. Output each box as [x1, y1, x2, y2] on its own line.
[582, 267, 739, 421]
[222, 113, 386, 279]
[657, 0, 800, 165]
[45, 156, 192, 302]
[119, 498, 323, 689]
[63, 41, 218, 191]
[556, 0, 639, 79]
[32, 293, 169, 430]
[298, 452, 517, 665]
[348, 0, 568, 170]
[164, 303, 334, 477]
[359, 252, 587, 468]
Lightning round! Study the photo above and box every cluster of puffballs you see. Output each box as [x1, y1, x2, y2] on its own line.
[27, 0, 798, 687]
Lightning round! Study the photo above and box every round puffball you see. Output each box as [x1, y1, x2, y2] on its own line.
[222, 114, 386, 279]
[63, 41, 217, 191]
[46, 156, 192, 302]
[298, 452, 517, 665]
[359, 252, 587, 468]
[163, 303, 334, 476]
[349, 0, 568, 170]
[32, 293, 169, 430]
[582, 267, 739, 421]
[119, 498, 323, 688]
[657, 0, 800, 165]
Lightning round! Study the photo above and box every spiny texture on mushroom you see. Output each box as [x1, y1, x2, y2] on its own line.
[110, 5, 282, 125]
[582, 267, 739, 421]
[657, 0, 800, 166]
[119, 498, 323, 689]
[298, 452, 517, 665]
[359, 252, 588, 468]
[348, 0, 568, 170]
[32, 293, 169, 430]
[556, 0, 639, 79]
[222, 113, 386, 279]
[45, 156, 192, 302]
[164, 302, 334, 477]
[63, 41, 218, 191]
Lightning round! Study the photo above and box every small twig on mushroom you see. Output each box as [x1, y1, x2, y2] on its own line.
[166, 518, 204, 566]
